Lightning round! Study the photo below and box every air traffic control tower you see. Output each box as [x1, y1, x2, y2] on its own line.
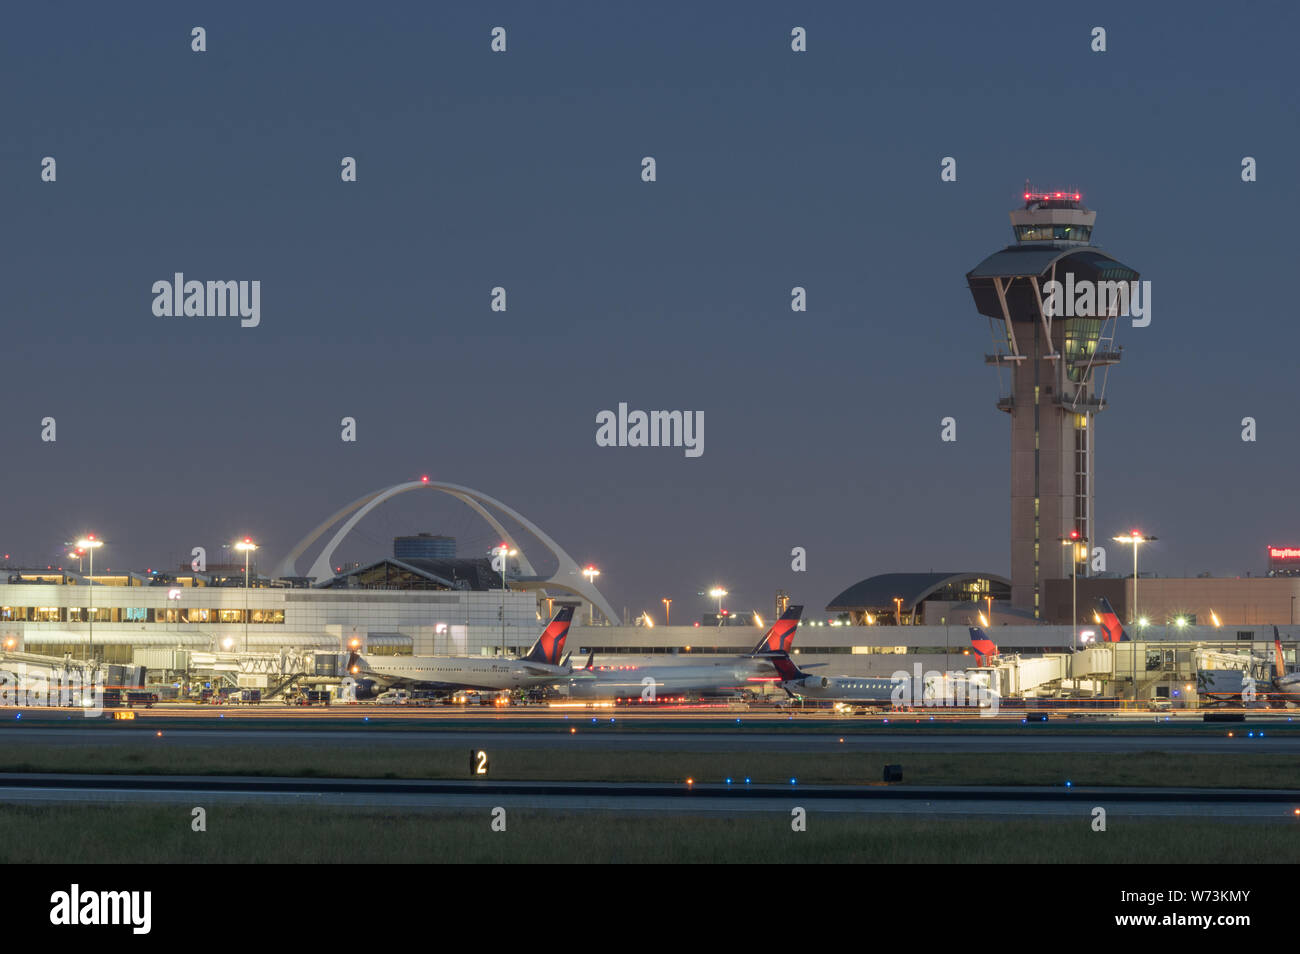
[966, 190, 1140, 617]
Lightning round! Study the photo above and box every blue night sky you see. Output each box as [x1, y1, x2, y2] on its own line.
[3, 1, 1297, 621]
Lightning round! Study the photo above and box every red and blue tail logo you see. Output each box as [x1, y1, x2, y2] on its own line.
[770, 653, 804, 681]
[753, 605, 803, 655]
[523, 606, 574, 664]
[968, 627, 998, 665]
[1096, 598, 1129, 642]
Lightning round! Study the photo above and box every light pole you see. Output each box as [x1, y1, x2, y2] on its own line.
[75, 536, 103, 663]
[1061, 531, 1087, 655]
[1113, 530, 1156, 704]
[1113, 530, 1156, 624]
[234, 538, 257, 654]
[662, 598, 672, 627]
[581, 564, 601, 626]
[709, 587, 728, 625]
[493, 544, 518, 655]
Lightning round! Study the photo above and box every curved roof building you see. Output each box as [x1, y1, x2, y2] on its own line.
[827, 572, 1012, 625]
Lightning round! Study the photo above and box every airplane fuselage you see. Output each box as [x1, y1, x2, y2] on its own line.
[361, 656, 568, 692]
[568, 659, 777, 700]
[781, 674, 897, 704]
[781, 672, 999, 707]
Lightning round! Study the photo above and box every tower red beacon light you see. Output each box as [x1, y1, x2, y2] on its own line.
[1022, 187, 1082, 204]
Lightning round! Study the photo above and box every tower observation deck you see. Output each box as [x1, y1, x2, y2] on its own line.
[966, 190, 1140, 618]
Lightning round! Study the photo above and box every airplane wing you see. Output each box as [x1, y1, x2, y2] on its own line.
[520, 664, 562, 676]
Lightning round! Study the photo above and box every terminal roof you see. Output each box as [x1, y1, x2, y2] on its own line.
[827, 572, 1011, 613]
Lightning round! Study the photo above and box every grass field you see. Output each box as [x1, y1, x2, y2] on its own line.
[0, 802, 1294, 863]
[0, 742, 1297, 788]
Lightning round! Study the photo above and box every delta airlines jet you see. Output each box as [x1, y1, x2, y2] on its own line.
[1269, 627, 1300, 705]
[1094, 597, 1131, 642]
[567, 605, 803, 700]
[347, 606, 575, 692]
[772, 626, 1001, 708]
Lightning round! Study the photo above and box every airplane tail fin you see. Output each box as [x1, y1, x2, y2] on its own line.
[1275, 627, 1286, 680]
[750, 605, 803, 656]
[768, 652, 806, 683]
[522, 606, 574, 665]
[583, 651, 594, 672]
[968, 627, 998, 665]
[345, 651, 369, 676]
[1096, 597, 1130, 642]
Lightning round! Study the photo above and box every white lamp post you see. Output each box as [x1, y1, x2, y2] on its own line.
[75, 535, 103, 662]
[492, 544, 518, 655]
[234, 538, 258, 654]
[709, 587, 728, 625]
[1113, 530, 1156, 703]
[583, 566, 601, 625]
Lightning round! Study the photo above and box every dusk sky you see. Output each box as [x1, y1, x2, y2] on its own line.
[4, 1, 1297, 622]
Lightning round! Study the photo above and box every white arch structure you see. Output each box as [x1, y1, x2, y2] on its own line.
[272, 480, 617, 624]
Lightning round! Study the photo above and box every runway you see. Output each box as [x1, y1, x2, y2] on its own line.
[0, 725, 1289, 754]
[0, 772, 1295, 818]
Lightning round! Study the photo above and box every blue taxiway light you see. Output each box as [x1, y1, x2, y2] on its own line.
[790, 777, 797, 785]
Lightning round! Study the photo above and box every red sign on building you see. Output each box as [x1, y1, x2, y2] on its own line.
[1268, 546, 1300, 576]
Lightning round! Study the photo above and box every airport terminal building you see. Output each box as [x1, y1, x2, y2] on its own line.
[0, 561, 540, 664]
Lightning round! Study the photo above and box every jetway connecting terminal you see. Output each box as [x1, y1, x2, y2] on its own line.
[133, 648, 349, 700]
[968, 643, 1278, 706]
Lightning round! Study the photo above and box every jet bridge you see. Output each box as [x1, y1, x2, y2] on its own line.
[977, 647, 1114, 698]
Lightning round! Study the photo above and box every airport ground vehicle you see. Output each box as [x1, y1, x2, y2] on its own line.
[375, 689, 410, 705]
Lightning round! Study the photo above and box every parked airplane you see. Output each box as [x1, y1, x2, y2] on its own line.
[968, 626, 999, 665]
[771, 652, 1000, 709]
[771, 653, 897, 706]
[346, 606, 575, 692]
[1093, 597, 1130, 642]
[1269, 627, 1300, 704]
[567, 605, 804, 701]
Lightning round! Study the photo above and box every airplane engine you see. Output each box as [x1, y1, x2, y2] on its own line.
[804, 676, 828, 690]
